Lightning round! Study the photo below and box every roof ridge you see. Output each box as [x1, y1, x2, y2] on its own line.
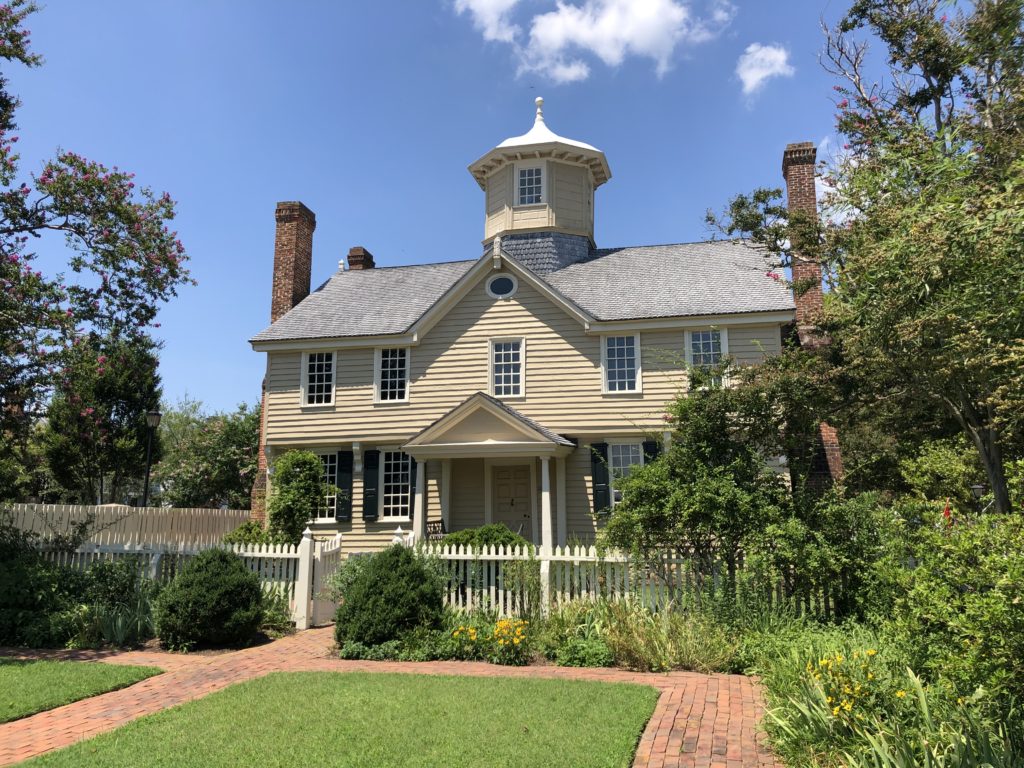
[590, 237, 750, 252]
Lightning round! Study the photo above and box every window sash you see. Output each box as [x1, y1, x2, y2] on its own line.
[604, 335, 639, 392]
[608, 443, 644, 505]
[491, 339, 523, 397]
[518, 166, 543, 206]
[304, 352, 334, 405]
[380, 451, 412, 519]
[377, 348, 408, 402]
[315, 452, 338, 519]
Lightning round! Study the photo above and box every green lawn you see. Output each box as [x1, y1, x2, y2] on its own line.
[0, 659, 161, 723]
[26, 672, 659, 767]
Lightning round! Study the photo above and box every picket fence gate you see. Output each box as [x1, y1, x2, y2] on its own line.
[37, 529, 343, 629]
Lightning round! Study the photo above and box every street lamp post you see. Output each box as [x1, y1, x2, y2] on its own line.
[142, 409, 162, 507]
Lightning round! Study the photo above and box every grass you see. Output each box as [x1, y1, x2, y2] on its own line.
[26, 672, 660, 768]
[0, 659, 161, 723]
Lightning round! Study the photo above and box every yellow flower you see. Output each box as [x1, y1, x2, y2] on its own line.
[843, 700, 853, 711]
[866, 649, 877, 657]
[867, 672, 874, 680]
[826, 696, 834, 704]
[896, 690, 906, 699]
[832, 706, 841, 716]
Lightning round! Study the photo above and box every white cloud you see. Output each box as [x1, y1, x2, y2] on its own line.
[454, 0, 522, 43]
[454, 0, 735, 83]
[735, 43, 794, 96]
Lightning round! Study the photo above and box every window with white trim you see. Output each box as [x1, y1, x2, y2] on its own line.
[688, 329, 725, 387]
[608, 443, 644, 505]
[376, 348, 408, 402]
[491, 339, 523, 397]
[603, 335, 640, 393]
[316, 452, 338, 519]
[518, 166, 543, 205]
[381, 451, 413, 519]
[304, 352, 334, 405]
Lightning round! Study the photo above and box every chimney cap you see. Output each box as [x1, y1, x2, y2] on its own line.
[275, 201, 316, 224]
[348, 246, 375, 270]
[782, 142, 817, 177]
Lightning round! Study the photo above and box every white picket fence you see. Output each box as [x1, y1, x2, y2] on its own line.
[8, 503, 249, 546]
[37, 529, 343, 629]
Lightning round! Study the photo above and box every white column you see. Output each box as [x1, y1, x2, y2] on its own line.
[441, 459, 452, 531]
[413, 460, 427, 542]
[555, 457, 567, 548]
[540, 457, 553, 553]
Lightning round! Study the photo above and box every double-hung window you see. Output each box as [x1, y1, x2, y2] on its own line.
[687, 329, 727, 387]
[518, 165, 543, 206]
[608, 443, 644, 505]
[491, 338, 524, 398]
[380, 450, 413, 520]
[315, 452, 338, 519]
[303, 352, 335, 406]
[376, 348, 409, 402]
[602, 335, 641, 393]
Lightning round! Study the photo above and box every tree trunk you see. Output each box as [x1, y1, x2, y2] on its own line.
[947, 397, 1011, 514]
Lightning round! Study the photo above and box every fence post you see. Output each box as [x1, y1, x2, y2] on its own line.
[293, 527, 314, 630]
[148, 552, 162, 581]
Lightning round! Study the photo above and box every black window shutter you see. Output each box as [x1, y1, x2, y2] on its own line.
[642, 439, 661, 463]
[362, 450, 380, 521]
[408, 456, 418, 520]
[335, 451, 354, 522]
[590, 442, 610, 516]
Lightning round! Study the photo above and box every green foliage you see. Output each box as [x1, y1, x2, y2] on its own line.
[267, 450, 336, 544]
[41, 334, 162, 504]
[221, 520, 290, 546]
[154, 549, 263, 651]
[259, 588, 294, 639]
[441, 523, 531, 550]
[898, 437, 984, 510]
[154, 398, 261, 509]
[333, 546, 444, 647]
[554, 636, 615, 668]
[885, 511, 1024, 706]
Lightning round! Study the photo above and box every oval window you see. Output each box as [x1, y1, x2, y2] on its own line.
[487, 275, 517, 299]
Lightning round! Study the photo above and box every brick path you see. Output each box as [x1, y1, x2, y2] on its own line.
[0, 628, 781, 767]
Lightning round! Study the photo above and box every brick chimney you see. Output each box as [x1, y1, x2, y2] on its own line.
[253, 201, 316, 520]
[347, 246, 375, 270]
[782, 142, 843, 488]
[271, 201, 316, 322]
[781, 142, 823, 337]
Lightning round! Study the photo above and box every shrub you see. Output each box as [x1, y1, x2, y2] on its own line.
[259, 588, 294, 638]
[555, 636, 614, 667]
[222, 520, 272, 545]
[441, 524, 531, 551]
[155, 549, 263, 651]
[333, 545, 444, 647]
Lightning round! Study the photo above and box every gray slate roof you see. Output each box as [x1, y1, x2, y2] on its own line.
[251, 260, 475, 342]
[546, 240, 794, 321]
[251, 239, 793, 343]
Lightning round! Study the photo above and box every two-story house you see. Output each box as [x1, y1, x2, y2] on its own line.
[249, 98, 820, 554]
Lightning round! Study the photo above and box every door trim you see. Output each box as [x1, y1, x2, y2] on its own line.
[483, 458, 537, 543]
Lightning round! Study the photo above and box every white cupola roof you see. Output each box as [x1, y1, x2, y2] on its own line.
[468, 97, 611, 189]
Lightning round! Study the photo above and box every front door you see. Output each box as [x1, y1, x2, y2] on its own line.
[492, 465, 532, 541]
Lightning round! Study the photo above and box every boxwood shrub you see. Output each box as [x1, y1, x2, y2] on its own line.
[334, 545, 443, 647]
[155, 548, 263, 651]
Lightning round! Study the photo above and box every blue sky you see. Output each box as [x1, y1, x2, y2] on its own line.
[11, 0, 844, 413]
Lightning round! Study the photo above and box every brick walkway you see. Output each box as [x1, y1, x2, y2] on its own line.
[0, 628, 781, 767]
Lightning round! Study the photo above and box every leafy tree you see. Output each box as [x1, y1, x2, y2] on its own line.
[153, 398, 260, 509]
[266, 450, 336, 544]
[601, 368, 791, 588]
[709, 1, 1024, 512]
[41, 334, 161, 503]
[0, 1, 191, 497]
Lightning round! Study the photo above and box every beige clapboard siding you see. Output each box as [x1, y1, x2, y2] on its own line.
[484, 166, 512, 240]
[550, 163, 589, 232]
[265, 275, 725, 442]
[729, 325, 782, 363]
[450, 458, 485, 531]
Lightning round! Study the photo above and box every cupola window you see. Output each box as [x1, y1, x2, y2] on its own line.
[518, 166, 543, 205]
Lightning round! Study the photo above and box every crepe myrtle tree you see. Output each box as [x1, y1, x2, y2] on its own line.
[0, 1, 192, 496]
[707, 0, 1024, 513]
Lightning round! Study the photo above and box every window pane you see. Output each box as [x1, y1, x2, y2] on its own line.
[492, 340, 522, 397]
[316, 453, 338, 519]
[518, 166, 543, 205]
[381, 451, 412, 519]
[605, 336, 638, 392]
[305, 352, 334, 405]
[690, 330, 723, 385]
[378, 348, 408, 401]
